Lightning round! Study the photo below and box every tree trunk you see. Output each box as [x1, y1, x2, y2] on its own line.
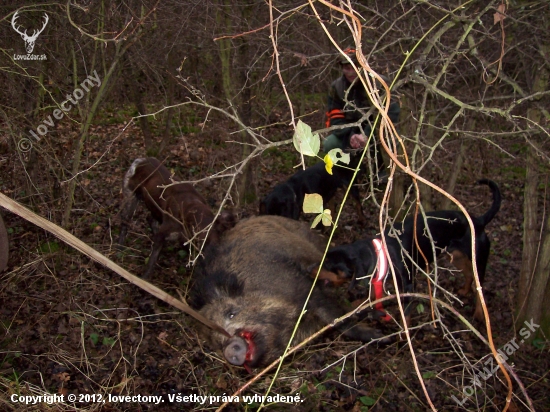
[216, 0, 257, 206]
[525, 203, 550, 333]
[417, 108, 436, 212]
[158, 66, 176, 156]
[440, 137, 468, 210]
[235, 36, 257, 206]
[386, 94, 410, 220]
[125, 53, 154, 152]
[516, 144, 539, 323]
[514, 42, 550, 340]
[62, 42, 131, 227]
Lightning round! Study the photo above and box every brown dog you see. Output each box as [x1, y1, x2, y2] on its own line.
[118, 157, 234, 279]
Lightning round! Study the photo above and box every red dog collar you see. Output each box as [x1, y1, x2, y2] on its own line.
[371, 239, 392, 322]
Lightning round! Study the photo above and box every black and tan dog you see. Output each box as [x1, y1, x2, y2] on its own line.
[322, 179, 501, 322]
[259, 159, 365, 222]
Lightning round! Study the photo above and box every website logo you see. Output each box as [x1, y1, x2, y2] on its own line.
[11, 10, 48, 60]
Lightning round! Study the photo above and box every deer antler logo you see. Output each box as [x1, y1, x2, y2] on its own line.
[11, 11, 49, 54]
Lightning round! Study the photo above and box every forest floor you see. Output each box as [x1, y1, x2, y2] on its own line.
[0, 109, 548, 411]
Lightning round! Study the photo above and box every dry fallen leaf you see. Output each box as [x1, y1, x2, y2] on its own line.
[55, 371, 71, 383]
[494, 3, 506, 25]
[293, 52, 309, 66]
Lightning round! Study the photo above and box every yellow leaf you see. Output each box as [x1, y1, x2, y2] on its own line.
[327, 148, 350, 166]
[324, 154, 334, 175]
[311, 214, 322, 228]
[293, 120, 320, 156]
[303, 193, 324, 214]
[321, 210, 333, 226]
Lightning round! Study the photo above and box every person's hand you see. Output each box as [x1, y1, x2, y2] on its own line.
[349, 134, 366, 149]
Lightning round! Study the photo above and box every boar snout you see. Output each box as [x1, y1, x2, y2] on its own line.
[224, 336, 248, 365]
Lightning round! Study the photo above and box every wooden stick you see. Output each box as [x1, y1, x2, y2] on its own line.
[0, 192, 230, 338]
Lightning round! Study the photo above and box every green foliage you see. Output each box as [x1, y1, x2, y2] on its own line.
[89, 333, 99, 345]
[90, 333, 116, 347]
[293, 120, 320, 156]
[7, 368, 20, 384]
[243, 192, 258, 204]
[289, 91, 325, 107]
[422, 371, 436, 379]
[359, 395, 376, 406]
[188, 166, 200, 176]
[262, 147, 299, 171]
[500, 165, 526, 180]
[96, 105, 133, 125]
[303, 193, 332, 228]
[146, 147, 160, 158]
[292, 120, 353, 226]
[324, 148, 350, 175]
[102, 337, 116, 347]
[532, 338, 546, 350]
[39, 241, 60, 253]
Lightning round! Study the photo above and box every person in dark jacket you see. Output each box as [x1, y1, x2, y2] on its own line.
[324, 48, 400, 174]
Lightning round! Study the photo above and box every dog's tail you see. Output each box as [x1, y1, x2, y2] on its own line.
[476, 179, 501, 227]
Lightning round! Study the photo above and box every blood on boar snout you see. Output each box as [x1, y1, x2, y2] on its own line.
[189, 215, 386, 369]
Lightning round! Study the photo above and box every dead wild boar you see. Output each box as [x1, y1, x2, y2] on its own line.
[189, 215, 386, 369]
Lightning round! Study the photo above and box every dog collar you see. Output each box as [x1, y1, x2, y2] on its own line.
[371, 238, 392, 322]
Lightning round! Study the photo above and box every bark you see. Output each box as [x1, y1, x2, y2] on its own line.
[124, 51, 154, 152]
[216, 0, 257, 206]
[523, 204, 550, 336]
[440, 138, 467, 210]
[417, 107, 436, 212]
[235, 37, 258, 206]
[516, 144, 539, 324]
[158, 68, 176, 156]
[514, 42, 550, 339]
[386, 94, 410, 219]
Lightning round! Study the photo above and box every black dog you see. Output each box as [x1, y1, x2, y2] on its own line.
[323, 179, 501, 322]
[259, 159, 365, 222]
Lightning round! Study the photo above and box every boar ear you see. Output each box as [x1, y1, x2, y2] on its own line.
[219, 272, 245, 297]
[191, 270, 245, 308]
[219, 210, 236, 229]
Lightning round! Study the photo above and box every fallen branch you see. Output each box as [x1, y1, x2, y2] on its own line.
[0, 191, 230, 339]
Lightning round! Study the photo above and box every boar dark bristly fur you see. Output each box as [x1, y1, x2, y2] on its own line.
[189, 215, 386, 369]
[118, 157, 234, 279]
